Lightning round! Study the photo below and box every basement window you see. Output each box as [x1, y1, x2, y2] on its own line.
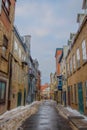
[0, 81, 6, 103]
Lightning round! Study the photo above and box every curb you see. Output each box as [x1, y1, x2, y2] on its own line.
[56, 105, 87, 130]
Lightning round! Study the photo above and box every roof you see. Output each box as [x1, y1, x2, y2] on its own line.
[77, 13, 85, 23]
[14, 26, 26, 52]
[66, 15, 87, 59]
[40, 84, 49, 91]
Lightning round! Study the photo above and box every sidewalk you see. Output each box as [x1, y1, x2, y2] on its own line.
[57, 105, 87, 130]
[0, 101, 41, 130]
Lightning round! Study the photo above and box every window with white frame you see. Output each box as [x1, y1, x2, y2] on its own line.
[85, 81, 87, 107]
[14, 41, 18, 51]
[76, 48, 80, 68]
[19, 48, 21, 59]
[73, 54, 76, 70]
[82, 40, 87, 61]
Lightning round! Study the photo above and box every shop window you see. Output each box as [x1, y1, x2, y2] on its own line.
[0, 81, 6, 103]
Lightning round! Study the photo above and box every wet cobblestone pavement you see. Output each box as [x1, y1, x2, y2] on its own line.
[21, 101, 72, 130]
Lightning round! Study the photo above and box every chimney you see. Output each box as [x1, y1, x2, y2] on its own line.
[82, 0, 87, 14]
[77, 13, 85, 26]
[23, 35, 31, 53]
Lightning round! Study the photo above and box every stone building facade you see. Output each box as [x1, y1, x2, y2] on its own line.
[66, 15, 87, 114]
[0, 0, 16, 114]
[8, 27, 28, 109]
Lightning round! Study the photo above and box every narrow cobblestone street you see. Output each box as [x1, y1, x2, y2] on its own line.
[20, 101, 72, 130]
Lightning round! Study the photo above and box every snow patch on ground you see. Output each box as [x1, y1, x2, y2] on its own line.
[0, 101, 39, 120]
[66, 107, 87, 121]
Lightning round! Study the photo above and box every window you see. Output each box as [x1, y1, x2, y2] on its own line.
[82, 40, 87, 61]
[2, 0, 10, 15]
[0, 81, 6, 103]
[73, 54, 76, 71]
[19, 48, 21, 59]
[14, 41, 18, 51]
[70, 58, 72, 74]
[76, 48, 80, 68]
[67, 62, 69, 76]
[85, 81, 87, 107]
[3, 35, 8, 49]
[23, 56, 26, 61]
[5, 0, 9, 10]
[2, 35, 8, 57]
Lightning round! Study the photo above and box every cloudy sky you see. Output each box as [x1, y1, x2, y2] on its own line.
[15, 0, 83, 84]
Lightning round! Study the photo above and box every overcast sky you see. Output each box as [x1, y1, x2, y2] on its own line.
[15, 0, 83, 85]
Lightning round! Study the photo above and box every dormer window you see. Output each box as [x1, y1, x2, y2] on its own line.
[77, 13, 85, 26]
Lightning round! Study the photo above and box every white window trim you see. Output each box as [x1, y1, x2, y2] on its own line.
[82, 40, 87, 61]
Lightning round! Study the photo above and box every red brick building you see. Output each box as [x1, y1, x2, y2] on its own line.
[55, 48, 63, 103]
[55, 48, 63, 76]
